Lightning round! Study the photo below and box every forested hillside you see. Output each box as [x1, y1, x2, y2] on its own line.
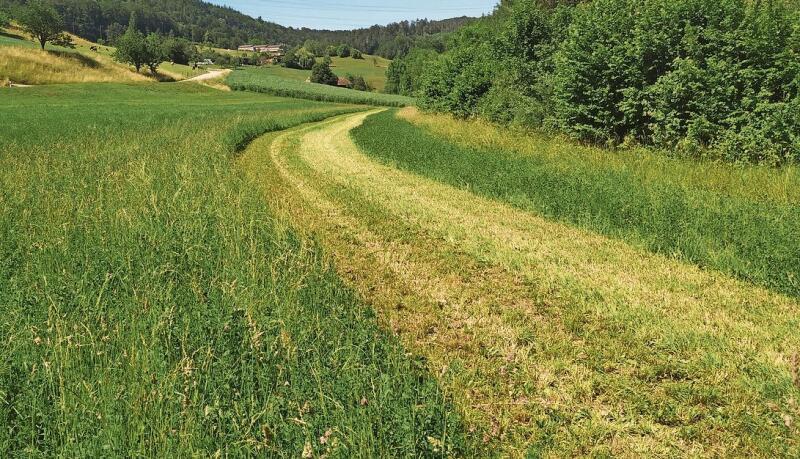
[0, 0, 475, 56]
[390, 0, 800, 165]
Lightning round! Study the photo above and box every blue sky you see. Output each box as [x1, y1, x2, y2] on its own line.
[210, 0, 498, 30]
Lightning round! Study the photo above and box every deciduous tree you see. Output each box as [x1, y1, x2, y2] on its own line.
[310, 60, 338, 86]
[19, 1, 65, 50]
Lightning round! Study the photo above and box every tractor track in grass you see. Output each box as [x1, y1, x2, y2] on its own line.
[239, 111, 800, 457]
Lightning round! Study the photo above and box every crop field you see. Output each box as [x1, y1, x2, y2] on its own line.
[240, 109, 800, 457]
[227, 68, 413, 106]
[254, 64, 311, 82]
[0, 84, 466, 456]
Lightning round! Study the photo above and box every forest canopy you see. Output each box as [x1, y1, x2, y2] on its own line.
[0, 0, 475, 57]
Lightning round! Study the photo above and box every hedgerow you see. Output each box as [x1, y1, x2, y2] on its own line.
[415, 0, 800, 164]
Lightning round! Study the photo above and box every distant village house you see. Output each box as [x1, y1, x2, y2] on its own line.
[336, 77, 351, 88]
[237, 44, 285, 64]
[238, 44, 285, 54]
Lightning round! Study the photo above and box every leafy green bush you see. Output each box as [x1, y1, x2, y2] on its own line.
[553, 0, 800, 163]
[0, 10, 10, 29]
[346, 74, 369, 91]
[385, 48, 439, 96]
[310, 59, 338, 86]
[418, 43, 494, 118]
[417, 0, 800, 164]
[282, 46, 315, 70]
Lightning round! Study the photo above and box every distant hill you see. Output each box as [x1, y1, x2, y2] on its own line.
[0, 0, 479, 57]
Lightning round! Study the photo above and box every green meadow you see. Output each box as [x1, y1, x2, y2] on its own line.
[255, 55, 391, 91]
[0, 84, 465, 456]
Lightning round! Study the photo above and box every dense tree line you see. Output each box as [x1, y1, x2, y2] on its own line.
[395, 0, 800, 164]
[0, 0, 474, 57]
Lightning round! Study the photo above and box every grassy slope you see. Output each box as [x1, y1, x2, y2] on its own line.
[256, 55, 390, 91]
[256, 64, 310, 82]
[227, 68, 413, 107]
[247, 110, 800, 457]
[0, 45, 150, 85]
[331, 55, 391, 91]
[0, 84, 465, 456]
[0, 26, 206, 83]
[0, 30, 36, 48]
[352, 109, 800, 300]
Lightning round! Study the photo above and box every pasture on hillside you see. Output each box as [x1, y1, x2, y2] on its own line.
[0, 25, 207, 84]
[253, 55, 390, 91]
[0, 84, 466, 457]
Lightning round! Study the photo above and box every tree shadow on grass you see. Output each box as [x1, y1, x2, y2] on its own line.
[48, 50, 102, 69]
[151, 72, 176, 82]
[1, 30, 23, 39]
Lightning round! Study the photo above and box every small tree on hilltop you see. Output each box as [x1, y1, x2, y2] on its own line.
[351, 49, 363, 59]
[19, 1, 68, 50]
[310, 60, 338, 86]
[337, 43, 350, 58]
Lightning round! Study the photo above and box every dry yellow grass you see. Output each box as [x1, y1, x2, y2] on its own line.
[0, 45, 150, 85]
[240, 111, 800, 457]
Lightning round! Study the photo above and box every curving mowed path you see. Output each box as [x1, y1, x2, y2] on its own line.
[239, 111, 800, 458]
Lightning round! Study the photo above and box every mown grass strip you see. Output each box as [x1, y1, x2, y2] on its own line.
[227, 68, 414, 107]
[263, 111, 800, 457]
[352, 109, 800, 299]
[0, 84, 465, 457]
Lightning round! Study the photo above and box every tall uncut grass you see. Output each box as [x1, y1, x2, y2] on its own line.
[0, 84, 464, 456]
[352, 109, 800, 299]
[227, 68, 414, 107]
[0, 46, 148, 85]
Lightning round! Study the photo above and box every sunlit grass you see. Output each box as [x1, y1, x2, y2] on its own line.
[0, 25, 209, 83]
[0, 84, 465, 456]
[0, 46, 149, 84]
[256, 111, 800, 457]
[352, 109, 800, 299]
